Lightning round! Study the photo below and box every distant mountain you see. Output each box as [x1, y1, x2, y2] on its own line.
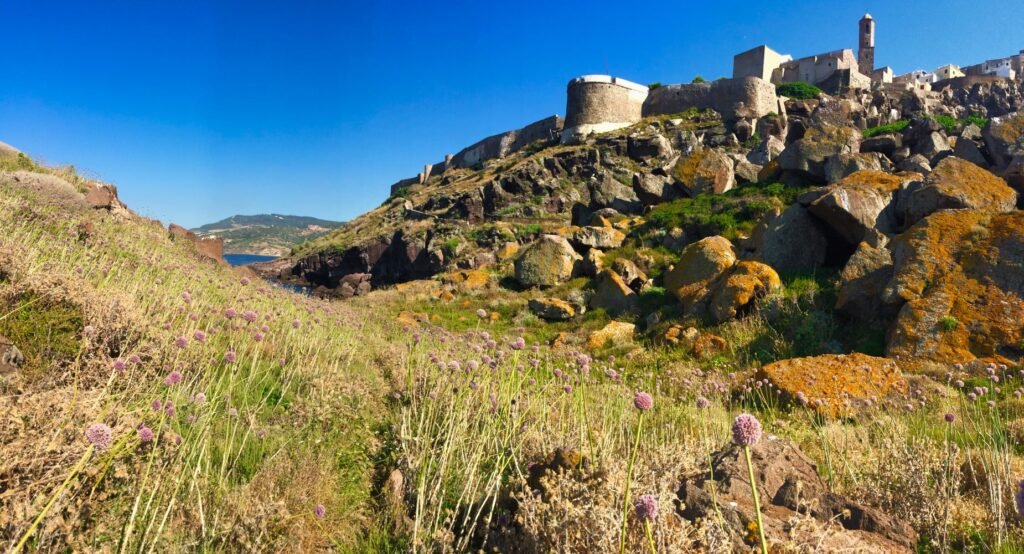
[193, 214, 344, 256]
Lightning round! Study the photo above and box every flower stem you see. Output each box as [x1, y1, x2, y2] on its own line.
[619, 412, 644, 554]
[13, 445, 94, 553]
[643, 519, 657, 554]
[743, 445, 768, 554]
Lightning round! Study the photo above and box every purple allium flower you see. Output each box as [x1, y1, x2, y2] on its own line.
[240, 277, 250, 286]
[113, 359, 127, 373]
[182, 291, 192, 304]
[633, 391, 654, 411]
[152, 399, 162, 411]
[138, 425, 154, 443]
[314, 504, 326, 518]
[83, 325, 97, 337]
[696, 397, 710, 410]
[85, 423, 113, 450]
[563, 384, 573, 394]
[194, 392, 207, 405]
[228, 407, 238, 417]
[1016, 480, 1024, 517]
[129, 354, 142, 364]
[945, 413, 955, 423]
[634, 494, 658, 522]
[292, 319, 301, 329]
[731, 413, 762, 447]
[253, 332, 264, 342]
[510, 337, 526, 351]
[476, 308, 488, 319]
[224, 351, 237, 364]
[164, 370, 183, 386]
[242, 310, 258, 323]
[174, 336, 188, 349]
[193, 330, 207, 344]
[224, 308, 238, 319]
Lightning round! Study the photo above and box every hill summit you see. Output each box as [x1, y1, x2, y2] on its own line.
[193, 213, 343, 256]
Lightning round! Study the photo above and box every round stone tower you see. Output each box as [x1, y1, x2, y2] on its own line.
[858, 13, 875, 76]
[562, 75, 649, 144]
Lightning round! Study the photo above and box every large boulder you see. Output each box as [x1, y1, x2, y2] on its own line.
[626, 134, 673, 162]
[567, 226, 625, 250]
[513, 235, 581, 288]
[631, 172, 677, 205]
[900, 156, 1017, 227]
[757, 353, 907, 418]
[884, 210, 1024, 363]
[672, 148, 735, 196]
[708, 260, 781, 323]
[610, 258, 647, 291]
[823, 152, 888, 183]
[585, 321, 635, 350]
[528, 298, 576, 321]
[777, 125, 861, 181]
[747, 205, 828, 273]
[663, 236, 737, 312]
[677, 435, 917, 552]
[983, 111, 1024, 168]
[807, 170, 906, 245]
[835, 242, 895, 321]
[588, 269, 639, 314]
[588, 173, 642, 214]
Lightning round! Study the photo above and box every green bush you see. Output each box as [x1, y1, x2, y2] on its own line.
[647, 82, 662, 90]
[775, 81, 821, 100]
[862, 119, 910, 138]
[940, 315, 959, 331]
[691, 75, 706, 84]
[645, 184, 798, 242]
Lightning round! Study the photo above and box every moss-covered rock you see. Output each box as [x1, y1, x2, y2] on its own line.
[672, 148, 735, 196]
[900, 157, 1017, 226]
[884, 210, 1024, 363]
[757, 353, 907, 418]
[514, 235, 581, 288]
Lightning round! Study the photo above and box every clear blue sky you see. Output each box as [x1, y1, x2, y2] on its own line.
[2, 1, 1021, 228]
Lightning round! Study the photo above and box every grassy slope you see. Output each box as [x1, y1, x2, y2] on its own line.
[2, 154, 1024, 552]
[0, 166, 395, 551]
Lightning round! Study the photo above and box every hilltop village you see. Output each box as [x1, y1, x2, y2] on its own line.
[388, 14, 1024, 193]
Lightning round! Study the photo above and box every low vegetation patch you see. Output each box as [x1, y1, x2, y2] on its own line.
[775, 81, 822, 100]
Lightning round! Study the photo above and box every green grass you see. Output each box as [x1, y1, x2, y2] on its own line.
[645, 183, 806, 242]
[775, 81, 821, 100]
[863, 119, 910, 138]
[0, 292, 83, 382]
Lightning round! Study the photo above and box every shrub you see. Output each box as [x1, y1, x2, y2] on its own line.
[647, 82, 661, 90]
[691, 75, 706, 84]
[863, 119, 910, 138]
[775, 81, 821, 100]
[940, 315, 959, 331]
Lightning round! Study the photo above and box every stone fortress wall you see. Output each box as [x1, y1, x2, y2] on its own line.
[561, 75, 649, 144]
[642, 77, 781, 122]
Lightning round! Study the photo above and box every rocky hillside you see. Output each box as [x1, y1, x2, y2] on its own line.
[265, 79, 1024, 368]
[5, 79, 1024, 553]
[193, 213, 343, 256]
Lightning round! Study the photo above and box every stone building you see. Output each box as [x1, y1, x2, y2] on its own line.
[733, 45, 792, 81]
[561, 75, 649, 144]
[963, 52, 1024, 80]
[858, 13, 875, 76]
[934, 64, 965, 81]
[732, 15, 879, 92]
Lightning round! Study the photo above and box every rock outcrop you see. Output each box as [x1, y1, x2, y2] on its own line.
[514, 235, 580, 288]
[757, 353, 907, 417]
[677, 435, 917, 552]
[900, 156, 1017, 226]
[884, 210, 1024, 363]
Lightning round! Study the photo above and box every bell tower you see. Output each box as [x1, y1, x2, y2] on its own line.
[858, 13, 875, 76]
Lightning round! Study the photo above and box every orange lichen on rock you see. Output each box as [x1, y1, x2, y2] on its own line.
[757, 353, 907, 418]
[884, 210, 1024, 363]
